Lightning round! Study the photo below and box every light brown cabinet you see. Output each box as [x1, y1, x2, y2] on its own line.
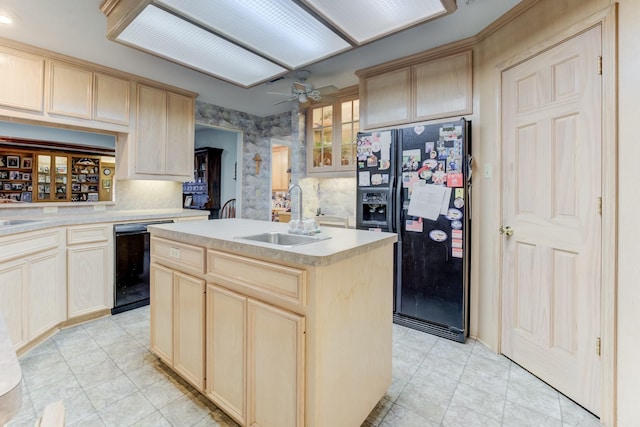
[0, 229, 66, 352]
[360, 68, 411, 129]
[133, 84, 194, 179]
[150, 263, 205, 390]
[358, 50, 472, 129]
[0, 46, 45, 113]
[48, 61, 130, 125]
[149, 226, 394, 427]
[66, 224, 113, 318]
[205, 283, 304, 427]
[271, 145, 289, 191]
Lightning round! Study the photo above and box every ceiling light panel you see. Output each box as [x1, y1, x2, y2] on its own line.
[302, 0, 449, 44]
[116, 5, 287, 87]
[156, 0, 352, 69]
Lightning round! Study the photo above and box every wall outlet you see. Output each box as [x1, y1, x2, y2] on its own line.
[94, 204, 106, 211]
[483, 163, 493, 179]
[43, 206, 58, 214]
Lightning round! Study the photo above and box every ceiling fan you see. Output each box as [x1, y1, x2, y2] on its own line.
[268, 70, 337, 105]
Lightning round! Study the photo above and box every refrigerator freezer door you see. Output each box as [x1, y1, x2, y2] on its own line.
[394, 120, 470, 342]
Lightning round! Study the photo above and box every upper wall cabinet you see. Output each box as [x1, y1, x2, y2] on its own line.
[0, 46, 45, 113]
[360, 68, 411, 129]
[358, 50, 472, 130]
[130, 84, 194, 180]
[48, 61, 131, 126]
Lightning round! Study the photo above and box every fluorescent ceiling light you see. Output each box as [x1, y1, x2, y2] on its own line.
[157, 0, 352, 69]
[102, 0, 455, 88]
[116, 5, 287, 87]
[302, 0, 453, 44]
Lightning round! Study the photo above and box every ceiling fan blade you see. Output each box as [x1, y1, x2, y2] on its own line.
[266, 91, 293, 96]
[272, 95, 298, 105]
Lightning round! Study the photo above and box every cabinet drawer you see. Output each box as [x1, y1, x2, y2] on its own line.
[207, 250, 306, 307]
[151, 237, 205, 274]
[67, 224, 111, 245]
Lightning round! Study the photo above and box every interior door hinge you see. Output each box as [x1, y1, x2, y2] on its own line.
[598, 197, 602, 215]
[597, 56, 603, 75]
[596, 337, 601, 356]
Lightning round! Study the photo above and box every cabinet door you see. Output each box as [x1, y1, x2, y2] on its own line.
[150, 263, 174, 364]
[0, 46, 45, 112]
[48, 61, 93, 119]
[166, 91, 194, 177]
[413, 51, 472, 121]
[67, 242, 110, 317]
[247, 299, 305, 427]
[205, 284, 247, 425]
[361, 67, 410, 129]
[28, 248, 65, 339]
[271, 146, 289, 191]
[136, 85, 167, 175]
[0, 260, 28, 350]
[94, 72, 130, 125]
[173, 271, 205, 390]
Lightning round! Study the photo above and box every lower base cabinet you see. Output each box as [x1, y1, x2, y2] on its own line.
[0, 229, 65, 351]
[150, 263, 205, 390]
[205, 284, 304, 427]
[67, 224, 113, 318]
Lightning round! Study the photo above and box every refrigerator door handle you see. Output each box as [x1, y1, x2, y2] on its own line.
[394, 172, 402, 237]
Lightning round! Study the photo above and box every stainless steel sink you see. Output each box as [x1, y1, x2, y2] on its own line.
[236, 232, 330, 247]
[0, 219, 42, 227]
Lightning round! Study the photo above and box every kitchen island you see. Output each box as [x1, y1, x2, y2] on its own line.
[148, 218, 397, 427]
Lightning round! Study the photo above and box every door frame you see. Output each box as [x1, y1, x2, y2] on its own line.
[495, 5, 617, 425]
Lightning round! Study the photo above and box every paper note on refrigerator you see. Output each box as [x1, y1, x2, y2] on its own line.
[407, 183, 447, 220]
[358, 171, 370, 187]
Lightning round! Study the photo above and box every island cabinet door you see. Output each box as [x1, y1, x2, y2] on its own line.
[205, 284, 247, 426]
[150, 263, 174, 364]
[247, 299, 305, 427]
[173, 271, 205, 390]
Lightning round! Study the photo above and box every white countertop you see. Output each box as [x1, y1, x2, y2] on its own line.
[0, 209, 207, 236]
[148, 218, 397, 267]
[0, 312, 22, 425]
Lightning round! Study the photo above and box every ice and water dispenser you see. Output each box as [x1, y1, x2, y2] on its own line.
[356, 189, 392, 231]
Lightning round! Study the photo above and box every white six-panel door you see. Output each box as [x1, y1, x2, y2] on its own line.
[501, 26, 602, 415]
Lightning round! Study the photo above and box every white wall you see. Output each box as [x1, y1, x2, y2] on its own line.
[194, 127, 238, 207]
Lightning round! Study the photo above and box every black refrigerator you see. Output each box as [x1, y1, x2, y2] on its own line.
[356, 119, 471, 343]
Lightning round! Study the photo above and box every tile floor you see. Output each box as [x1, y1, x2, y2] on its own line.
[7, 306, 603, 427]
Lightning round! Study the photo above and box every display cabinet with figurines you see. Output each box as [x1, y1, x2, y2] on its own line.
[71, 156, 100, 202]
[0, 139, 114, 203]
[36, 153, 69, 201]
[0, 152, 34, 202]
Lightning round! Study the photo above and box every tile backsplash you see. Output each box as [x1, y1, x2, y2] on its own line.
[300, 177, 356, 220]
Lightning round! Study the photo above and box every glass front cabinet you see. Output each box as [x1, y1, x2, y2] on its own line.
[1, 144, 113, 203]
[307, 92, 359, 175]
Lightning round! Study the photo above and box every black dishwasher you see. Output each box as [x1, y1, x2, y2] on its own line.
[112, 220, 173, 314]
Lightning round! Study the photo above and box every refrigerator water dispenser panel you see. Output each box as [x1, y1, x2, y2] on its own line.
[357, 189, 392, 231]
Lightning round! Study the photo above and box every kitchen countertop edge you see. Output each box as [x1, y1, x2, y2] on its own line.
[148, 218, 397, 267]
[0, 209, 208, 236]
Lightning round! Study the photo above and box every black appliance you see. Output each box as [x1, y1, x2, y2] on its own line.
[112, 220, 173, 314]
[356, 119, 472, 342]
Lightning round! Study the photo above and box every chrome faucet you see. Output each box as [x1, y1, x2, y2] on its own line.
[287, 183, 318, 235]
[288, 183, 303, 224]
